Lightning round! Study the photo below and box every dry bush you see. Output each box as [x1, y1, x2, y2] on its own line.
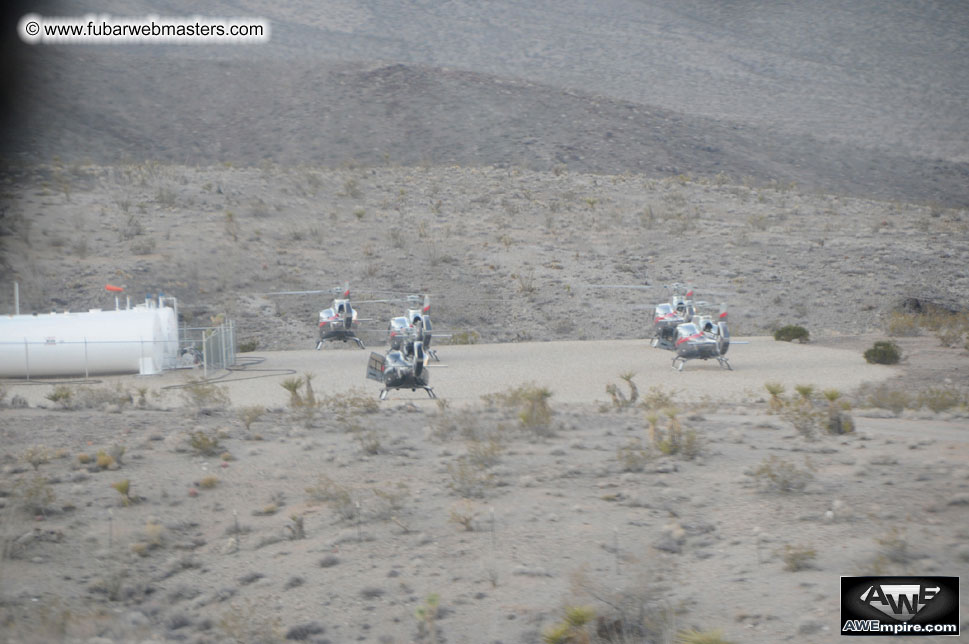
[617, 438, 651, 472]
[181, 379, 229, 412]
[238, 405, 264, 430]
[447, 457, 494, 498]
[605, 372, 639, 410]
[647, 409, 701, 459]
[305, 475, 358, 521]
[858, 383, 910, 414]
[188, 431, 221, 456]
[751, 455, 814, 493]
[483, 383, 554, 436]
[780, 544, 817, 572]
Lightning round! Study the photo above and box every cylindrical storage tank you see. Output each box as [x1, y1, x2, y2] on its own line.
[156, 306, 179, 370]
[0, 307, 174, 378]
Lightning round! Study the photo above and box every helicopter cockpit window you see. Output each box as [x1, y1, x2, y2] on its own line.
[676, 323, 700, 338]
[320, 308, 335, 320]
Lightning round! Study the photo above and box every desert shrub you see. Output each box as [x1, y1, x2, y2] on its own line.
[447, 457, 494, 498]
[238, 405, 264, 431]
[14, 475, 56, 516]
[605, 372, 639, 410]
[318, 387, 380, 417]
[542, 605, 596, 644]
[936, 326, 964, 347]
[414, 594, 440, 643]
[822, 389, 854, 434]
[676, 628, 737, 644]
[773, 325, 809, 342]
[466, 437, 503, 468]
[763, 382, 786, 412]
[885, 311, 921, 337]
[780, 395, 823, 440]
[617, 438, 651, 472]
[111, 479, 132, 506]
[352, 427, 383, 455]
[780, 544, 817, 571]
[22, 445, 51, 470]
[751, 455, 814, 493]
[45, 386, 74, 408]
[237, 339, 258, 353]
[916, 387, 965, 413]
[483, 383, 554, 435]
[95, 450, 114, 469]
[305, 475, 358, 520]
[189, 431, 221, 456]
[448, 500, 477, 531]
[448, 330, 480, 345]
[199, 476, 219, 489]
[875, 527, 909, 564]
[864, 340, 901, 365]
[860, 383, 910, 414]
[641, 386, 678, 411]
[181, 379, 229, 412]
[219, 600, 283, 643]
[648, 409, 701, 459]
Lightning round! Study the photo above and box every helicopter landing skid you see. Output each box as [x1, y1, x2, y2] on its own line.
[317, 336, 366, 350]
[672, 356, 733, 371]
[378, 386, 436, 401]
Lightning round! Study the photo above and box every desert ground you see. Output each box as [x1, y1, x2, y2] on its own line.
[2, 1, 969, 643]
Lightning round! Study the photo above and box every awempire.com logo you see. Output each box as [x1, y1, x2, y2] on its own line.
[841, 576, 960, 636]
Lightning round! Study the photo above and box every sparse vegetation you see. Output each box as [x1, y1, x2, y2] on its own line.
[483, 383, 553, 434]
[189, 431, 221, 456]
[305, 475, 358, 520]
[111, 479, 132, 506]
[773, 325, 809, 342]
[605, 372, 639, 410]
[676, 628, 737, 644]
[414, 593, 441, 643]
[181, 379, 230, 412]
[447, 457, 494, 498]
[864, 340, 901, 365]
[199, 475, 219, 489]
[448, 330, 480, 345]
[751, 455, 814, 493]
[542, 605, 596, 644]
[780, 544, 817, 571]
[448, 500, 477, 531]
[238, 405, 265, 431]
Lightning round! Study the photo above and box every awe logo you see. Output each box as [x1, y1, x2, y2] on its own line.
[841, 576, 960, 637]
[860, 584, 940, 621]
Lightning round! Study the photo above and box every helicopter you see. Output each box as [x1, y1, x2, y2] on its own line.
[365, 339, 435, 400]
[387, 294, 445, 361]
[666, 303, 733, 371]
[266, 285, 370, 350]
[649, 283, 700, 351]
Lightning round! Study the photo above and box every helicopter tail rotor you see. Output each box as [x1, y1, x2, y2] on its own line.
[717, 303, 730, 356]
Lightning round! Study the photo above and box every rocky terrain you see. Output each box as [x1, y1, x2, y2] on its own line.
[2, 1, 968, 642]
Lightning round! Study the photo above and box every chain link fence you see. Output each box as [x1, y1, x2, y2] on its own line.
[178, 320, 236, 377]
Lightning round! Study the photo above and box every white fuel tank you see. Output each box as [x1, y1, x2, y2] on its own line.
[0, 306, 178, 377]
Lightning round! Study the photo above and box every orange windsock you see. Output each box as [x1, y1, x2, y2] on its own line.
[105, 284, 124, 292]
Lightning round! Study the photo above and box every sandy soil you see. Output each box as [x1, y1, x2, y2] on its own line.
[1, 335, 968, 643]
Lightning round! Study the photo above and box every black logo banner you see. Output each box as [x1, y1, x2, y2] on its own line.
[841, 576, 959, 637]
